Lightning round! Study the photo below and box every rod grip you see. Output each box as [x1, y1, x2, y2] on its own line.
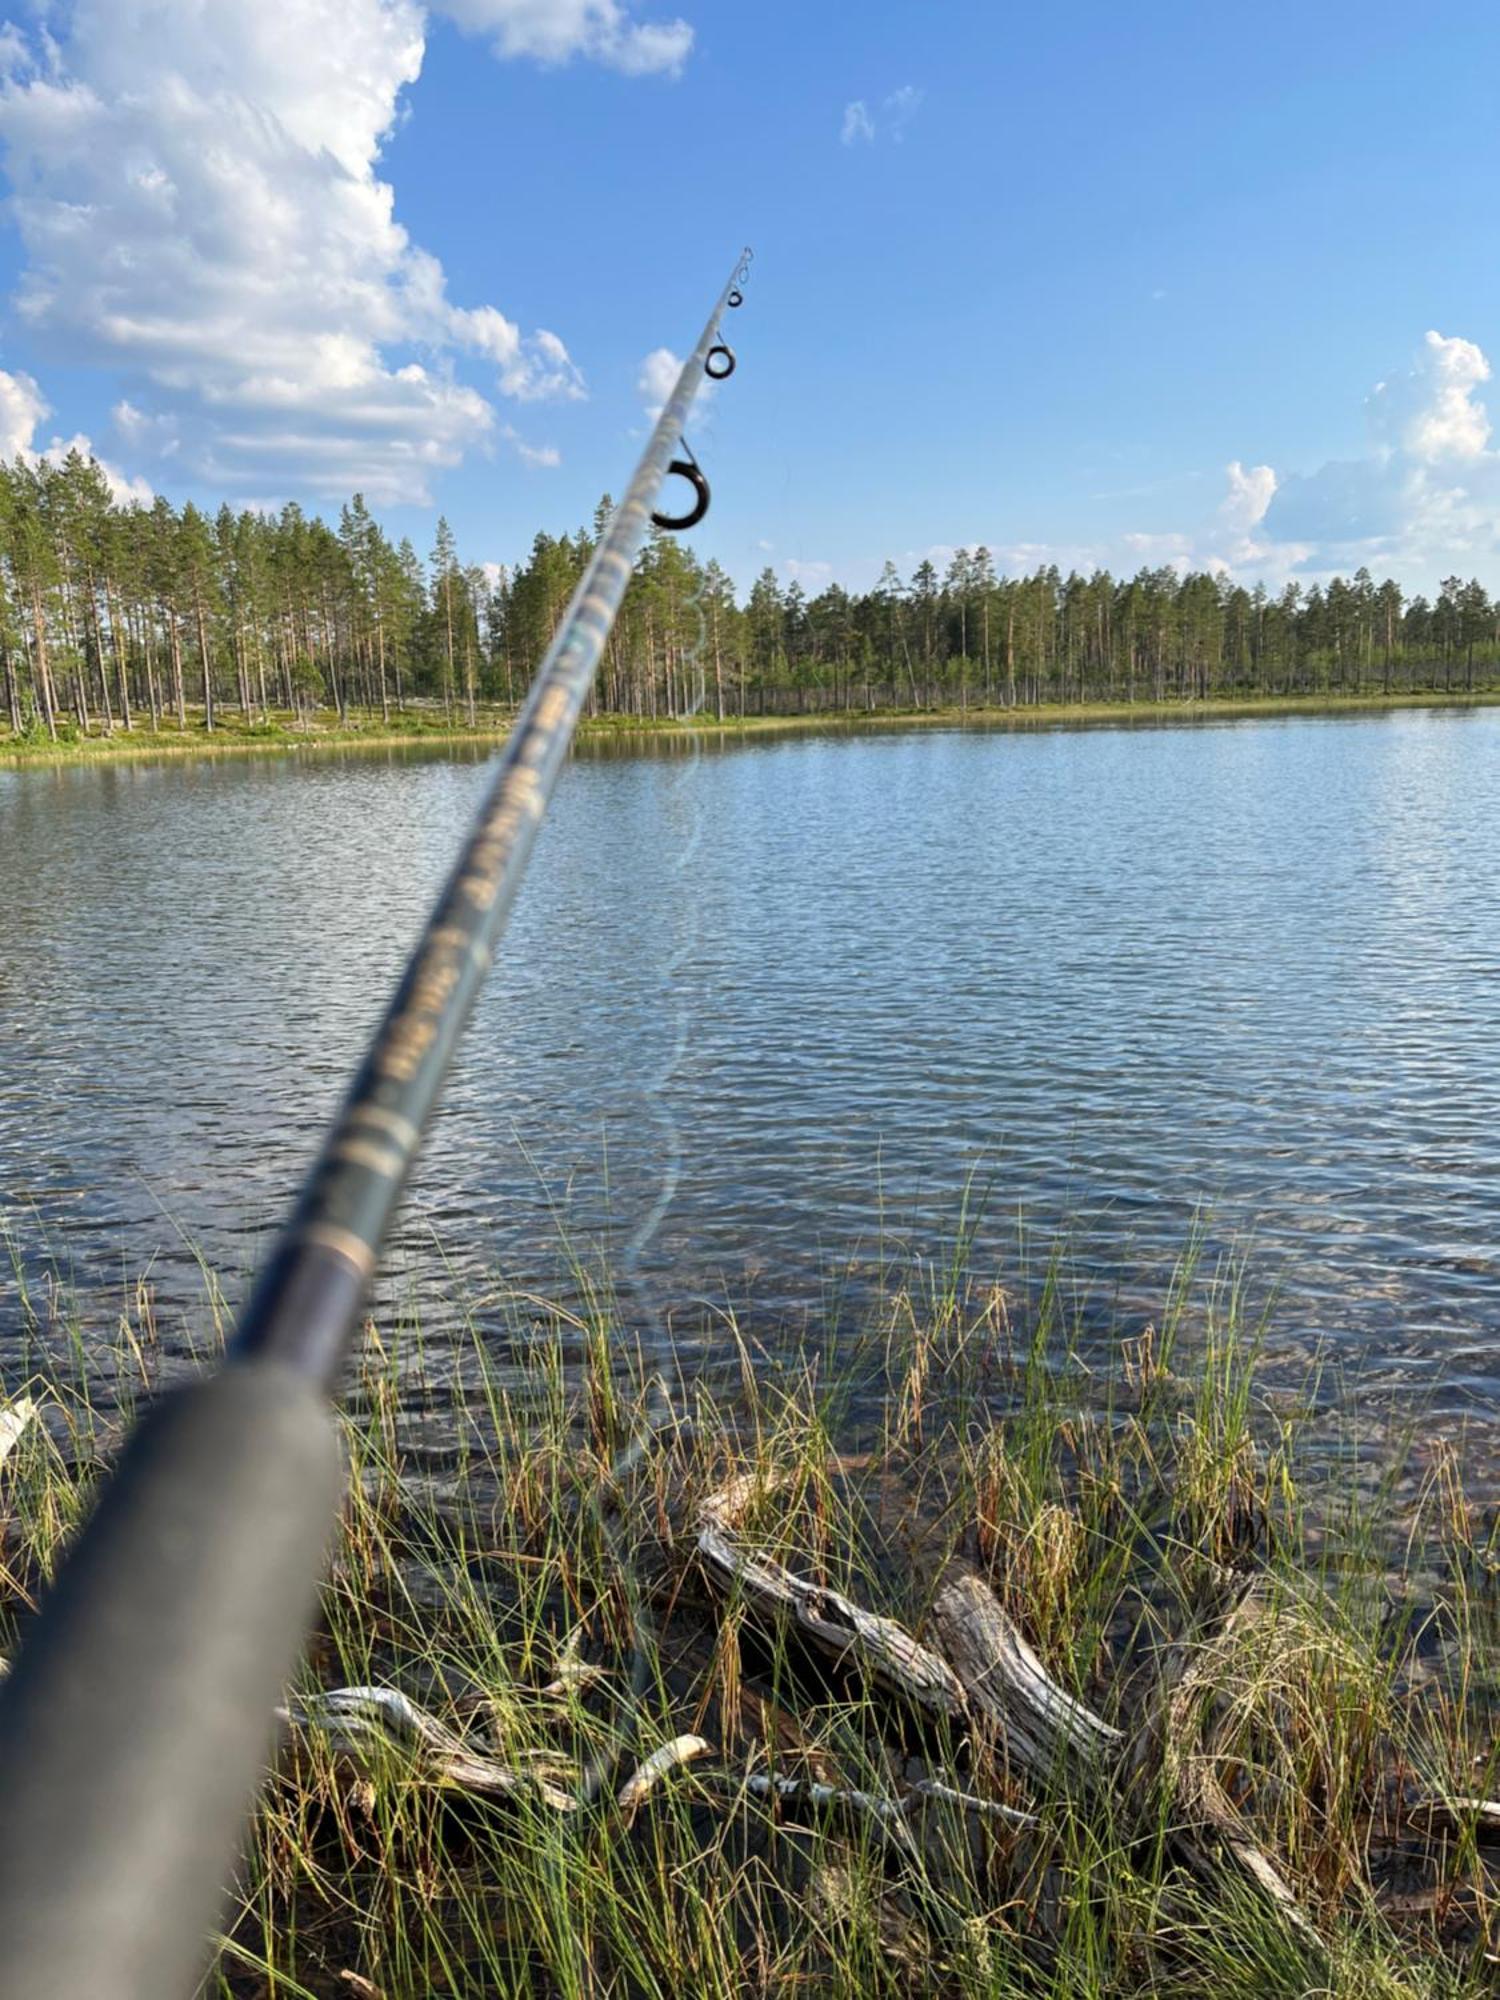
[0, 1362, 343, 2000]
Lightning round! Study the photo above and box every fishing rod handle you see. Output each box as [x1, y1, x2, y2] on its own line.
[0, 1361, 341, 2000]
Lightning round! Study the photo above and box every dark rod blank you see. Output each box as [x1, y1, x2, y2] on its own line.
[237, 248, 752, 1392]
[0, 251, 749, 2000]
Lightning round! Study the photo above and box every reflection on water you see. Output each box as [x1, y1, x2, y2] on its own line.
[3, 706, 1500, 1449]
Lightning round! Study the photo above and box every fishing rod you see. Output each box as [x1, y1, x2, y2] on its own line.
[0, 248, 752, 2000]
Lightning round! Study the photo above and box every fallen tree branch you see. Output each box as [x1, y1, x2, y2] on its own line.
[618, 1733, 713, 1818]
[723, 1769, 1036, 1832]
[277, 1686, 579, 1811]
[696, 1474, 967, 1718]
[929, 1570, 1120, 1788]
[1405, 1795, 1500, 1842]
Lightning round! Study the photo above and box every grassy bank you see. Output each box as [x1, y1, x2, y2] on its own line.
[5, 687, 1500, 768]
[1, 1252, 1496, 1997]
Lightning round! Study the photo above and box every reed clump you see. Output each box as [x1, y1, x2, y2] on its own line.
[0, 1250, 1496, 1998]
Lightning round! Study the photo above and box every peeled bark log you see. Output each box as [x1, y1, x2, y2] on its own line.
[929, 1570, 1120, 1787]
[696, 1476, 967, 1719]
[278, 1685, 579, 1811]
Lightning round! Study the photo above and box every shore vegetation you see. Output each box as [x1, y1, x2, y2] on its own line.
[1, 1240, 1496, 1997]
[3, 452, 1500, 750]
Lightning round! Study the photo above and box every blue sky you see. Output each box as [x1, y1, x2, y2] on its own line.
[0, 0, 1497, 596]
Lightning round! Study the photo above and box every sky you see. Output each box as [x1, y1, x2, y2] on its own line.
[0, 0, 1498, 599]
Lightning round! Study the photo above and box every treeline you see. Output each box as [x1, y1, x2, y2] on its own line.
[3, 451, 1500, 740]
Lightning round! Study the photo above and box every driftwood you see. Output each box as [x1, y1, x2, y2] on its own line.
[273, 1448, 1492, 1967]
[617, 1733, 713, 1817]
[695, 1474, 1331, 1944]
[0, 1398, 36, 1471]
[724, 1770, 1035, 1832]
[696, 1474, 967, 1718]
[929, 1570, 1120, 1786]
[278, 1685, 580, 1811]
[277, 1683, 1018, 1854]
[1405, 1795, 1500, 1842]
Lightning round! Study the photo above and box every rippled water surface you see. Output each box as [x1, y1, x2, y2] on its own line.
[4, 708, 1500, 1434]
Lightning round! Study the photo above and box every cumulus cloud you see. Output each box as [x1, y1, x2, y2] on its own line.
[637, 346, 679, 418]
[1369, 331, 1490, 463]
[436, 0, 692, 75]
[1252, 330, 1500, 580]
[636, 343, 713, 423]
[0, 366, 151, 501]
[1084, 332, 1500, 590]
[0, 0, 669, 504]
[0, 367, 47, 459]
[842, 85, 922, 146]
[1221, 460, 1276, 534]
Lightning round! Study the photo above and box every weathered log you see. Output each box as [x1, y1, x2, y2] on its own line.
[277, 1685, 579, 1811]
[696, 1475, 967, 1719]
[725, 1769, 1035, 1831]
[1406, 1795, 1500, 1842]
[617, 1733, 713, 1817]
[928, 1570, 1120, 1787]
[0, 1397, 36, 1473]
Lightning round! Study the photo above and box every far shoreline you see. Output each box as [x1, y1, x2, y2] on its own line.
[4, 684, 1499, 769]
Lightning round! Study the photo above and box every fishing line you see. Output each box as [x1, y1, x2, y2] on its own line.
[620, 552, 711, 1339]
[575, 557, 713, 1808]
[577, 255, 749, 1805]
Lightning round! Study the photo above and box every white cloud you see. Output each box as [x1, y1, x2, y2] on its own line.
[435, 0, 692, 75]
[637, 346, 678, 417]
[1251, 330, 1500, 583]
[1221, 460, 1275, 533]
[842, 85, 922, 146]
[0, 366, 151, 501]
[840, 100, 874, 146]
[1369, 330, 1490, 463]
[1065, 331, 1500, 593]
[500, 424, 561, 468]
[638, 344, 713, 422]
[782, 558, 833, 587]
[0, 367, 48, 458]
[883, 84, 923, 139]
[0, 0, 649, 505]
[39, 432, 154, 505]
[1122, 530, 1193, 563]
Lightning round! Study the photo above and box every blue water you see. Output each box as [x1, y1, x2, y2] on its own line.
[3, 707, 1499, 1435]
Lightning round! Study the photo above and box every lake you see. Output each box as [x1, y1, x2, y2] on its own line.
[4, 707, 1500, 1447]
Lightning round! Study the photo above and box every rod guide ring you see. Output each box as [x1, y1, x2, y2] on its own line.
[651, 458, 710, 532]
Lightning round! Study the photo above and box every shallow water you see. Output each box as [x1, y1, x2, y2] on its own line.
[3, 707, 1499, 1447]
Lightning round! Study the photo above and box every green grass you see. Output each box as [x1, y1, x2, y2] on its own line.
[6, 686, 1500, 767]
[1, 1238, 1496, 1997]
